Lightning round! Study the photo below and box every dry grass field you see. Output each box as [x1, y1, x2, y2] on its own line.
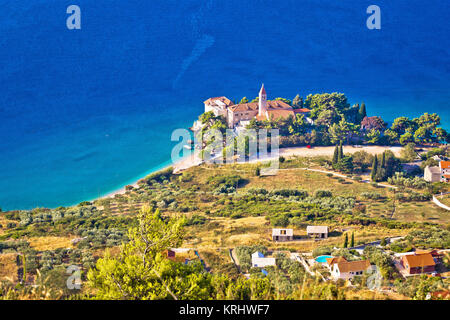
[439, 195, 450, 207]
[88, 157, 450, 256]
[184, 163, 450, 225]
[0, 253, 18, 283]
[0, 216, 18, 236]
[185, 216, 410, 253]
[27, 237, 74, 251]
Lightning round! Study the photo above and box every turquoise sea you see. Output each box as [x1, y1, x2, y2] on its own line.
[0, 0, 449, 210]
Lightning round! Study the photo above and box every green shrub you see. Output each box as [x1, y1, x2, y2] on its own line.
[314, 190, 332, 198]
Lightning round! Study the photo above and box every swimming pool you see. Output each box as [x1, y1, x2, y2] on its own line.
[315, 255, 333, 263]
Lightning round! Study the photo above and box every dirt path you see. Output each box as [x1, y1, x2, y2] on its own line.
[229, 248, 241, 273]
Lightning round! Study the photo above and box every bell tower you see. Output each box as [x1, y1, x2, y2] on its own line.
[258, 83, 267, 116]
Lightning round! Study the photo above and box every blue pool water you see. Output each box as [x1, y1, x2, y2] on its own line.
[315, 255, 333, 263]
[0, 1, 449, 210]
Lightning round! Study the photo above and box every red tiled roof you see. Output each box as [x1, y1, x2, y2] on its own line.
[403, 253, 435, 268]
[294, 108, 311, 113]
[267, 109, 295, 120]
[229, 102, 259, 112]
[325, 256, 347, 266]
[229, 100, 292, 113]
[441, 161, 450, 169]
[336, 260, 371, 273]
[204, 96, 234, 107]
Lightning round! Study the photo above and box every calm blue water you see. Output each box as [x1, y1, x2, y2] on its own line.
[0, 0, 449, 210]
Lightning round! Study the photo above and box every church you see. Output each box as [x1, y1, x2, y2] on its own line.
[203, 84, 311, 129]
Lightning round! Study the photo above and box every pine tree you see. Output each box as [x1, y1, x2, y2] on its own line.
[332, 145, 339, 165]
[292, 94, 303, 108]
[357, 103, 367, 123]
[343, 233, 348, 248]
[350, 232, 354, 248]
[338, 141, 343, 161]
[371, 155, 378, 181]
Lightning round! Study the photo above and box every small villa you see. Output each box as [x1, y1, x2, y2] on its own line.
[331, 259, 371, 280]
[272, 228, 294, 242]
[401, 253, 436, 275]
[307, 226, 329, 239]
[251, 251, 276, 268]
[440, 161, 450, 182]
[424, 161, 450, 183]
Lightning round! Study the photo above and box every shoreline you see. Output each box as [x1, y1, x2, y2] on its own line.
[93, 150, 202, 202]
[93, 144, 408, 202]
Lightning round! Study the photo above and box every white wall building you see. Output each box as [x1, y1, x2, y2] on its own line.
[331, 260, 371, 280]
[306, 226, 329, 239]
[425, 161, 450, 183]
[424, 165, 441, 183]
[251, 251, 276, 268]
[272, 228, 293, 242]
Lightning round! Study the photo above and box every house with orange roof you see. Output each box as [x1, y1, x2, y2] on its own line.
[202, 84, 311, 129]
[325, 256, 347, 270]
[331, 259, 371, 280]
[204, 96, 234, 118]
[401, 252, 436, 275]
[424, 161, 450, 183]
[440, 161, 450, 182]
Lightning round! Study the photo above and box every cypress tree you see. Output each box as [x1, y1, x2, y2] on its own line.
[350, 232, 354, 247]
[332, 145, 339, 165]
[381, 152, 386, 168]
[343, 233, 348, 248]
[371, 155, 378, 181]
[338, 141, 344, 161]
[358, 103, 367, 123]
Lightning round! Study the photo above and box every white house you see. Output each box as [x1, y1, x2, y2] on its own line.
[306, 226, 329, 239]
[272, 228, 293, 242]
[424, 165, 441, 183]
[331, 260, 371, 280]
[426, 161, 450, 183]
[251, 251, 276, 268]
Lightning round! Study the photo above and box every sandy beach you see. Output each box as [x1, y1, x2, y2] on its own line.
[280, 145, 404, 158]
[96, 145, 406, 201]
